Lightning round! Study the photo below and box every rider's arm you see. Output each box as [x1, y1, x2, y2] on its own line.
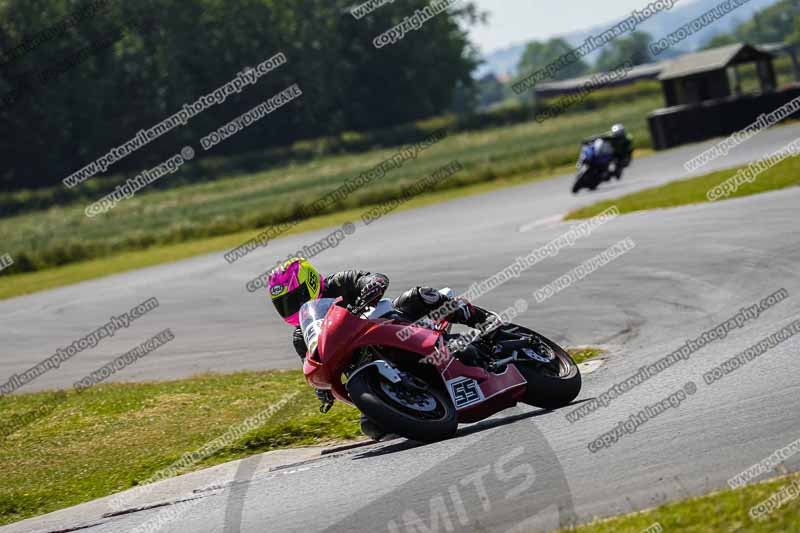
[293, 270, 389, 360]
[292, 327, 334, 407]
[582, 133, 608, 144]
[325, 270, 389, 306]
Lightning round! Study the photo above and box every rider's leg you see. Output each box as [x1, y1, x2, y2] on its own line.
[393, 286, 447, 320]
[611, 157, 622, 179]
[395, 287, 496, 367]
[450, 342, 488, 366]
[393, 287, 490, 328]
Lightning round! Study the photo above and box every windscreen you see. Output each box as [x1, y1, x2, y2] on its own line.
[299, 298, 336, 355]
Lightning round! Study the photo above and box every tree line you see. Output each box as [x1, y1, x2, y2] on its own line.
[0, 0, 481, 192]
[514, 0, 800, 90]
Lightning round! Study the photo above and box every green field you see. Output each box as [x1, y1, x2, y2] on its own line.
[566, 153, 800, 220]
[0, 164, 580, 301]
[0, 370, 361, 526]
[3, 56, 794, 281]
[0, 347, 600, 526]
[0, 87, 660, 279]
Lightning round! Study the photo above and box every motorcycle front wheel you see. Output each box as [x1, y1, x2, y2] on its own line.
[572, 167, 598, 193]
[347, 364, 458, 443]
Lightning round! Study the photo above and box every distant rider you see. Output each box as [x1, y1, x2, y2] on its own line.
[583, 123, 633, 179]
[266, 257, 489, 440]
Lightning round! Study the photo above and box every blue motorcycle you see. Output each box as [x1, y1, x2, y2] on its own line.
[572, 138, 619, 194]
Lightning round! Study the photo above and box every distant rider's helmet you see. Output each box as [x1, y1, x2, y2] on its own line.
[611, 123, 626, 137]
[268, 258, 324, 326]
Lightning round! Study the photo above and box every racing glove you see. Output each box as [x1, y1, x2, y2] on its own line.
[447, 298, 488, 328]
[315, 388, 334, 413]
[358, 275, 389, 307]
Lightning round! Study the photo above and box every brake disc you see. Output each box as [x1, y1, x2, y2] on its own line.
[521, 343, 555, 363]
[379, 380, 437, 412]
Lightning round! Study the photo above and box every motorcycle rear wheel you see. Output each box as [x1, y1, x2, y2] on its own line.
[496, 326, 581, 409]
[347, 365, 458, 443]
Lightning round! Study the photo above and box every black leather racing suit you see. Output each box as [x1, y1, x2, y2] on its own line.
[291, 271, 487, 359]
[292, 270, 388, 358]
[583, 132, 633, 177]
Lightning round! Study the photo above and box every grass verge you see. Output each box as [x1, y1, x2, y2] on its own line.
[0, 92, 659, 276]
[0, 164, 574, 301]
[0, 347, 604, 526]
[0, 370, 360, 526]
[558, 472, 800, 532]
[565, 152, 800, 220]
[568, 347, 606, 365]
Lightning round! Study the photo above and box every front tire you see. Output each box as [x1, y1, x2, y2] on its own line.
[347, 367, 458, 443]
[572, 169, 587, 194]
[573, 168, 598, 193]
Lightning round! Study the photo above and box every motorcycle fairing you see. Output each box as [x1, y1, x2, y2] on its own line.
[303, 297, 527, 421]
[440, 358, 527, 422]
[304, 300, 440, 403]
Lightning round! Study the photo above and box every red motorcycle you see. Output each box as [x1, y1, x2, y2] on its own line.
[301, 295, 581, 442]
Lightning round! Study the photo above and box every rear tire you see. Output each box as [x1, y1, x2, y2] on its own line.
[347, 367, 458, 443]
[496, 327, 581, 409]
[517, 358, 581, 410]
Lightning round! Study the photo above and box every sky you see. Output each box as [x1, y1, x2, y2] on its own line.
[468, 0, 679, 53]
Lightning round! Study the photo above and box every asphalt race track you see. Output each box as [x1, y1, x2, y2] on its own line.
[2, 124, 800, 532]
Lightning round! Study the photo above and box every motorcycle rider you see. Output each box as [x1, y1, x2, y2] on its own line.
[267, 257, 490, 440]
[583, 123, 633, 179]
